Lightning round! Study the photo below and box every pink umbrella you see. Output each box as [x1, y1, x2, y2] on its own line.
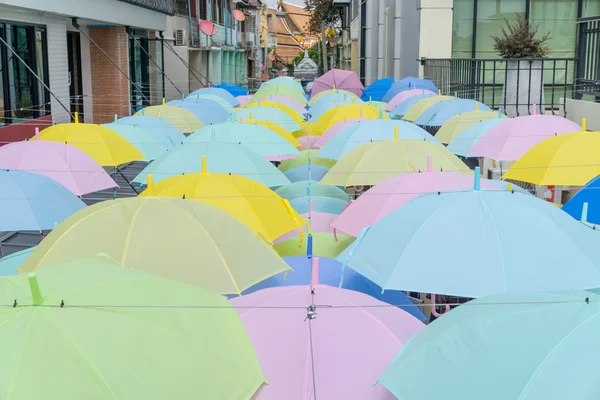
[230, 257, 424, 400]
[315, 117, 368, 149]
[385, 88, 436, 111]
[0, 130, 117, 196]
[236, 95, 252, 107]
[467, 104, 582, 161]
[311, 69, 365, 97]
[296, 135, 320, 150]
[274, 212, 337, 244]
[331, 156, 500, 237]
[265, 95, 308, 115]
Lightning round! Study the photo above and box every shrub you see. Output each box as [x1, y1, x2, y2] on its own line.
[492, 13, 551, 58]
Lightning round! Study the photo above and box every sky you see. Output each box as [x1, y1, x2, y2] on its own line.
[263, 0, 305, 8]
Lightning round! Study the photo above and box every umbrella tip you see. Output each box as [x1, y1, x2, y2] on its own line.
[474, 166, 481, 190]
[34, 127, 40, 141]
[74, 112, 79, 124]
[27, 273, 44, 306]
[201, 156, 207, 174]
[582, 118, 587, 132]
[147, 174, 154, 195]
[162, 98, 166, 105]
[582, 202, 589, 223]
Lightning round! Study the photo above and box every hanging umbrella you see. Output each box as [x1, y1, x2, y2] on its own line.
[309, 99, 360, 121]
[134, 104, 203, 134]
[447, 118, 507, 157]
[252, 85, 307, 105]
[261, 76, 305, 93]
[167, 99, 230, 125]
[361, 77, 393, 101]
[273, 212, 338, 243]
[0, 247, 34, 276]
[237, 118, 300, 147]
[33, 118, 143, 166]
[284, 165, 331, 183]
[562, 176, 600, 223]
[184, 123, 299, 161]
[236, 95, 253, 107]
[401, 95, 454, 122]
[213, 83, 248, 97]
[317, 120, 440, 160]
[234, 107, 302, 132]
[19, 198, 291, 295]
[385, 89, 437, 112]
[378, 291, 600, 400]
[114, 116, 186, 145]
[185, 94, 235, 113]
[0, 170, 86, 231]
[311, 69, 365, 97]
[243, 101, 304, 124]
[414, 99, 492, 127]
[278, 150, 336, 172]
[132, 142, 291, 187]
[382, 77, 438, 102]
[230, 271, 424, 399]
[308, 89, 360, 105]
[337, 171, 600, 298]
[5, 256, 265, 399]
[311, 104, 387, 135]
[275, 180, 350, 201]
[139, 166, 304, 243]
[468, 106, 582, 161]
[435, 110, 507, 144]
[0, 138, 116, 196]
[296, 135, 320, 150]
[366, 101, 388, 111]
[188, 87, 239, 106]
[389, 93, 436, 118]
[314, 118, 369, 149]
[275, 232, 354, 258]
[289, 196, 349, 215]
[259, 95, 308, 115]
[102, 123, 172, 161]
[320, 139, 468, 187]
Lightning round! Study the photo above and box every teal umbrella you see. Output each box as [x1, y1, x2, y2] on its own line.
[379, 291, 600, 400]
[275, 180, 350, 201]
[289, 196, 348, 214]
[103, 123, 172, 161]
[262, 76, 304, 93]
[0, 247, 34, 276]
[185, 94, 235, 113]
[234, 107, 302, 132]
[447, 118, 506, 157]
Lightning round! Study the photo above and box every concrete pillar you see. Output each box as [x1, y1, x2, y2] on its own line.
[417, 0, 453, 78]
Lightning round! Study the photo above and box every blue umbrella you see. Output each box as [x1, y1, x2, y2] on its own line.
[414, 99, 492, 127]
[563, 176, 600, 223]
[382, 77, 438, 102]
[337, 170, 600, 298]
[309, 99, 357, 121]
[188, 87, 239, 106]
[102, 123, 173, 161]
[275, 180, 350, 201]
[447, 118, 507, 156]
[213, 83, 248, 97]
[115, 116, 186, 146]
[284, 165, 330, 182]
[234, 107, 301, 132]
[309, 93, 362, 112]
[389, 94, 435, 118]
[167, 99, 230, 125]
[242, 256, 427, 321]
[361, 77, 394, 101]
[0, 247, 35, 275]
[289, 196, 348, 214]
[0, 171, 86, 231]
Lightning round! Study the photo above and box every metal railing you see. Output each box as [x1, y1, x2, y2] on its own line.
[117, 0, 175, 15]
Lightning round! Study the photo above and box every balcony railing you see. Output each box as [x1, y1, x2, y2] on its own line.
[117, 0, 175, 15]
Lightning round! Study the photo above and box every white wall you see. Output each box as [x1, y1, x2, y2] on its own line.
[563, 98, 600, 130]
[417, 0, 453, 78]
[164, 45, 190, 100]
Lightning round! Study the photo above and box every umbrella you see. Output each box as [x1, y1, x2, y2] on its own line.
[213, 83, 248, 97]
[278, 150, 336, 172]
[132, 142, 291, 187]
[435, 110, 507, 144]
[389, 94, 436, 118]
[237, 118, 300, 147]
[33, 118, 143, 166]
[309, 99, 360, 121]
[188, 87, 239, 106]
[447, 118, 507, 157]
[236, 95, 252, 107]
[337, 171, 600, 297]
[273, 212, 337, 243]
[413, 99, 492, 127]
[311, 68, 365, 97]
[252, 85, 307, 106]
[261, 95, 308, 115]
[230, 273, 424, 399]
[139, 167, 304, 243]
[19, 198, 291, 295]
[275, 180, 350, 201]
[296, 135, 320, 150]
[378, 291, 600, 400]
[243, 101, 304, 124]
[185, 94, 235, 113]
[320, 139, 468, 187]
[5, 256, 265, 399]
[366, 101, 388, 111]
[114, 116, 186, 145]
[317, 120, 440, 160]
[234, 107, 302, 132]
[385, 89, 437, 112]
[184, 123, 299, 161]
[0, 247, 34, 276]
[468, 106, 582, 161]
[134, 104, 203, 133]
[289, 196, 349, 214]
[0, 138, 116, 196]
[243, 256, 427, 321]
[275, 232, 354, 258]
[361, 77, 393, 101]
[310, 104, 387, 135]
[331, 161, 500, 237]
[284, 165, 331, 183]
[261, 76, 305, 93]
[562, 176, 600, 223]
[102, 123, 172, 161]
[308, 89, 360, 105]
[314, 118, 369, 149]
[0, 170, 86, 231]
[502, 121, 596, 186]
[167, 99, 230, 125]
[401, 95, 454, 122]
[382, 77, 438, 102]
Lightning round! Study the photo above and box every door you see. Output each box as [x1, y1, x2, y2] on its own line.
[66, 32, 83, 119]
[129, 35, 150, 113]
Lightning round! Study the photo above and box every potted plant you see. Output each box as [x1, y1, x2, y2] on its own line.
[492, 13, 551, 117]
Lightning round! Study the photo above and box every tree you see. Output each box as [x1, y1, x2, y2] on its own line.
[492, 13, 551, 58]
[293, 45, 319, 65]
[304, 0, 342, 73]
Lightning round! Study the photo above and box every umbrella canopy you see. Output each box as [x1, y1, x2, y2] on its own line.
[382, 77, 438, 102]
[134, 104, 203, 133]
[311, 104, 387, 135]
[337, 181, 600, 298]
[289, 196, 349, 215]
[314, 118, 369, 149]
[133, 142, 290, 187]
[447, 118, 507, 157]
[185, 94, 235, 113]
[378, 291, 600, 400]
[389, 94, 436, 118]
[5, 256, 265, 399]
[366, 101, 388, 111]
[562, 176, 600, 223]
[0, 170, 86, 231]
[259, 95, 308, 115]
[385, 89, 437, 111]
[236, 95, 252, 107]
[213, 83, 248, 97]
[308, 99, 360, 121]
[188, 87, 239, 106]
[502, 123, 597, 186]
[252, 85, 307, 105]
[308, 93, 363, 112]
[413, 99, 492, 127]
[296, 135, 320, 150]
[19, 198, 291, 295]
[230, 279, 424, 400]
[237, 118, 300, 147]
[435, 110, 507, 144]
[317, 120, 440, 160]
[275, 232, 354, 258]
[139, 169, 303, 243]
[102, 123, 172, 161]
[0, 247, 34, 276]
[308, 89, 360, 106]
[33, 121, 143, 167]
[0, 139, 116, 196]
[401, 95, 454, 122]
[284, 165, 331, 183]
[361, 77, 393, 101]
[278, 150, 336, 172]
[261, 76, 305, 93]
[273, 212, 337, 243]
[234, 107, 302, 132]
[167, 99, 230, 125]
[275, 180, 350, 201]
[244, 256, 427, 321]
[243, 101, 304, 124]
[184, 123, 299, 161]
[320, 139, 468, 186]
[114, 116, 186, 145]
[468, 110, 582, 161]
[311, 68, 365, 97]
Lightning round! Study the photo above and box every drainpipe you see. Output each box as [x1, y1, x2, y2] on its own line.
[384, 7, 389, 77]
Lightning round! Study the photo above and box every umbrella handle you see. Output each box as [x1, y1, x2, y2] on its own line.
[430, 294, 451, 318]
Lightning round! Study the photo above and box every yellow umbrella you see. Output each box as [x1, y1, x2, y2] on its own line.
[19, 197, 291, 296]
[278, 149, 336, 172]
[139, 160, 304, 243]
[238, 116, 301, 147]
[320, 139, 469, 186]
[274, 232, 355, 258]
[32, 112, 143, 166]
[310, 104, 387, 136]
[134, 100, 203, 133]
[402, 95, 454, 122]
[244, 101, 305, 124]
[309, 89, 359, 106]
[502, 119, 598, 186]
[436, 109, 508, 144]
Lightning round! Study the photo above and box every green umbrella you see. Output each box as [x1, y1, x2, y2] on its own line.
[262, 76, 305, 93]
[1, 256, 265, 399]
[252, 85, 307, 105]
[278, 150, 336, 173]
[275, 180, 350, 201]
[274, 232, 354, 258]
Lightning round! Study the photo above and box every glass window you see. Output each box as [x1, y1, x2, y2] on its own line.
[530, 0, 578, 58]
[475, 0, 526, 58]
[582, 0, 600, 18]
[452, 0, 475, 58]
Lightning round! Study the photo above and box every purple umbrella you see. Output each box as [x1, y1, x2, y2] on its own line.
[311, 69, 365, 97]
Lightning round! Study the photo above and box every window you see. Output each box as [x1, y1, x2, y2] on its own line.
[451, 0, 475, 58]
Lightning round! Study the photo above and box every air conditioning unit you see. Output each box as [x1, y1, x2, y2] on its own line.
[175, 29, 187, 46]
[487, 168, 502, 181]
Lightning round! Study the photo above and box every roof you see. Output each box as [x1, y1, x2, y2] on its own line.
[283, 2, 310, 33]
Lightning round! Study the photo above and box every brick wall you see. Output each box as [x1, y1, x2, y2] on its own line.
[89, 26, 131, 123]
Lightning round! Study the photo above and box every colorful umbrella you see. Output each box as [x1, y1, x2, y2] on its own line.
[185, 94, 235, 113]
[273, 212, 337, 243]
[236, 95, 252, 107]
[167, 99, 230, 125]
[562, 176, 600, 223]
[261, 76, 304, 93]
[337, 172, 600, 297]
[237, 118, 300, 147]
[366, 101, 388, 111]
[0, 138, 116, 196]
[19, 198, 291, 295]
[260, 95, 308, 115]
[289, 196, 349, 215]
[252, 85, 307, 106]
[308, 89, 360, 106]
[0, 247, 34, 276]
[230, 273, 424, 399]
[310, 104, 387, 135]
[275, 180, 349, 201]
[385, 89, 437, 112]
[275, 232, 354, 258]
[234, 107, 302, 132]
[278, 150, 336, 172]
[296, 135, 320, 150]
[382, 77, 438, 102]
[314, 118, 369, 149]
[413, 99, 492, 127]
[188, 87, 239, 106]
[6, 256, 265, 399]
[401, 95, 454, 122]
[284, 165, 331, 183]
[446, 118, 507, 157]
[320, 139, 468, 186]
[213, 83, 248, 97]
[309, 98, 363, 123]
[102, 123, 172, 161]
[361, 77, 393, 101]
[133, 142, 290, 187]
[134, 104, 203, 133]
[435, 110, 507, 144]
[114, 116, 186, 145]
[379, 291, 600, 400]
[389, 94, 436, 118]
[243, 101, 304, 124]
[311, 69, 365, 97]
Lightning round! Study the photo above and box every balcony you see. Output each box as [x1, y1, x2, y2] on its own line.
[117, 0, 175, 15]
